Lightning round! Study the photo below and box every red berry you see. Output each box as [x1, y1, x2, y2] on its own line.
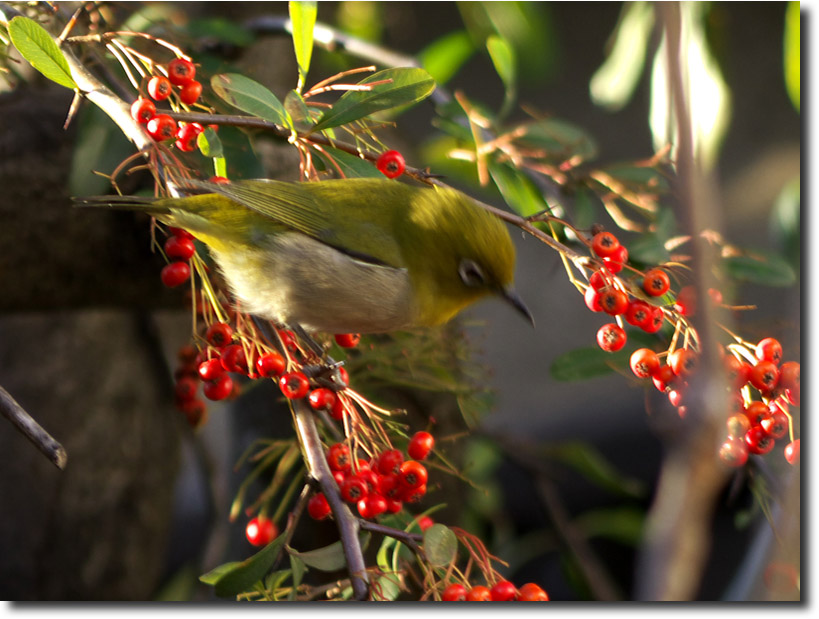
[202, 373, 233, 401]
[719, 437, 749, 467]
[376, 449, 404, 476]
[179, 398, 207, 428]
[760, 411, 788, 439]
[174, 375, 199, 402]
[279, 371, 309, 399]
[256, 351, 286, 377]
[334, 333, 361, 348]
[160, 261, 190, 287]
[205, 322, 233, 348]
[307, 493, 331, 520]
[726, 413, 751, 439]
[745, 401, 769, 426]
[784, 439, 800, 465]
[603, 245, 628, 273]
[329, 394, 347, 420]
[599, 289, 628, 315]
[652, 364, 675, 392]
[643, 268, 671, 297]
[517, 583, 549, 601]
[668, 348, 698, 377]
[466, 586, 491, 601]
[164, 235, 195, 260]
[146, 113, 177, 140]
[755, 338, 783, 365]
[724, 355, 750, 389]
[386, 498, 403, 513]
[399, 460, 428, 489]
[377, 473, 402, 499]
[745, 425, 775, 455]
[376, 150, 405, 178]
[490, 580, 518, 602]
[278, 329, 298, 352]
[779, 361, 800, 393]
[418, 515, 434, 531]
[667, 388, 685, 408]
[308, 387, 336, 411]
[749, 360, 780, 393]
[408, 431, 434, 461]
[327, 443, 351, 472]
[357, 493, 387, 519]
[175, 122, 202, 152]
[245, 516, 277, 547]
[220, 343, 249, 374]
[442, 583, 468, 601]
[591, 231, 620, 258]
[341, 475, 369, 502]
[147, 75, 172, 101]
[584, 286, 603, 312]
[589, 269, 609, 290]
[630, 348, 660, 378]
[642, 305, 665, 333]
[198, 358, 225, 381]
[673, 285, 697, 316]
[596, 323, 627, 352]
[625, 299, 652, 328]
[130, 97, 156, 124]
[401, 484, 427, 503]
[167, 58, 196, 86]
[179, 80, 203, 105]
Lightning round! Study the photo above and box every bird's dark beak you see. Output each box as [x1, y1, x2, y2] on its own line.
[501, 287, 535, 327]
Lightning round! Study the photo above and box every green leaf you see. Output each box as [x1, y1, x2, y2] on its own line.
[287, 533, 370, 572]
[422, 524, 458, 568]
[572, 186, 601, 232]
[205, 535, 285, 598]
[486, 34, 516, 93]
[574, 507, 646, 545]
[550, 346, 630, 381]
[519, 118, 598, 161]
[289, 1, 317, 92]
[199, 561, 242, 586]
[627, 232, 671, 266]
[373, 574, 402, 601]
[197, 126, 223, 158]
[211, 73, 291, 128]
[186, 18, 254, 47]
[284, 89, 315, 128]
[488, 161, 548, 217]
[317, 146, 382, 178]
[604, 164, 670, 192]
[723, 251, 797, 287]
[311, 68, 436, 132]
[419, 30, 475, 85]
[289, 555, 306, 596]
[8, 16, 77, 89]
[545, 442, 645, 498]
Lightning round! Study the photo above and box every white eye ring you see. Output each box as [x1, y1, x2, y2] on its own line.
[459, 259, 486, 287]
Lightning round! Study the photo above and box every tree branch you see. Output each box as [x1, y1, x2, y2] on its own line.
[1, 385, 67, 469]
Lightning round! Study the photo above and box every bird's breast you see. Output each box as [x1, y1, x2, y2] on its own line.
[210, 232, 417, 333]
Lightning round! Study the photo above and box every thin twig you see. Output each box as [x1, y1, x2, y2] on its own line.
[1, 385, 67, 470]
[358, 519, 425, 559]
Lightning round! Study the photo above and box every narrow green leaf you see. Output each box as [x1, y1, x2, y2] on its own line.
[373, 574, 402, 601]
[197, 126, 223, 158]
[287, 533, 370, 572]
[8, 16, 76, 89]
[486, 34, 516, 92]
[289, 555, 306, 597]
[723, 252, 797, 287]
[211, 73, 291, 128]
[549, 346, 632, 381]
[422, 524, 458, 568]
[488, 161, 548, 217]
[213, 156, 227, 179]
[284, 89, 315, 128]
[199, 561, 242, 586]
[209, 535, 285, 597]
[572, 186, 601, 232]
[545, 442, 645, 498]
[519, 118, 598, 161]
[311, 68, 435, 132]
[289, 1, 317, 92]
[784, 1, 800, 112]
[186, 18, 254, 47]
[318, 146, 382, 178]
[574, 507, 646, 545]
[419, 30, 475, 85]
[627, 232, 670, 266]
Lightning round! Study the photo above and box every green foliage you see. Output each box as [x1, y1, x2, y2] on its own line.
[722, 250, 797, 287]
[550, 330, 660, 382]
[288, 533, 371, 572]
[200, 534, 286, 598]
[289, 1, 317, 92]
[419, 30, 475, 85]
[423, 524, 458, 567]
[211, 73, 293, 129]
[784, 1, 800, 112]
[543, 442, 645, 498]
[7, 16, 76, 89]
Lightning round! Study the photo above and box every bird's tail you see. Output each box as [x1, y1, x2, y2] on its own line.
[72, 194, 172, 216]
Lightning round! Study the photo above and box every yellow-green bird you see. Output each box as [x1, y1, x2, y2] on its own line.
[77, 178, 532, 334]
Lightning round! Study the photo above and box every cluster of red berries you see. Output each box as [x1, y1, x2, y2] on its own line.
[307, 431, 435, 521]
[375, 150, 405, 178]
[130, 57, 208, 151]
[245, 515, 279, 547]
[441, 580, 549, 602]
[160, 227, 195, 288]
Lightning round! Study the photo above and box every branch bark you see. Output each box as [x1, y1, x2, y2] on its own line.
[0, 385, 67, 469]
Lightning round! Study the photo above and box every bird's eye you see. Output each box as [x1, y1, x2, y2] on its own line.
[458, 259, 486, 288]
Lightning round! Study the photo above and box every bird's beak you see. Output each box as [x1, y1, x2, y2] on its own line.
[501, 287, 535, 327]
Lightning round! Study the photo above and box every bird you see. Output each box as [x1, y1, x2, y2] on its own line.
[76, 177, 533, 334]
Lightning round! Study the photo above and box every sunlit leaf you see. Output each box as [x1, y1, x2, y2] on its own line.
[211, 73, 292, 129]
[289, 1, 317, 92]
[8, 16, 77, 89]
[423, 524, 458, 567]
[784, 1, 800, 112]
[486, 34, 516, 92]
[311, 68, 435, 132]
[419, 30, 475, 85]
[488, 161, 548, 217]
[197, 126, 223, 158]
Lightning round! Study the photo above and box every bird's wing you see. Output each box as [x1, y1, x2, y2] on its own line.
[180, 179, 407, 268]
